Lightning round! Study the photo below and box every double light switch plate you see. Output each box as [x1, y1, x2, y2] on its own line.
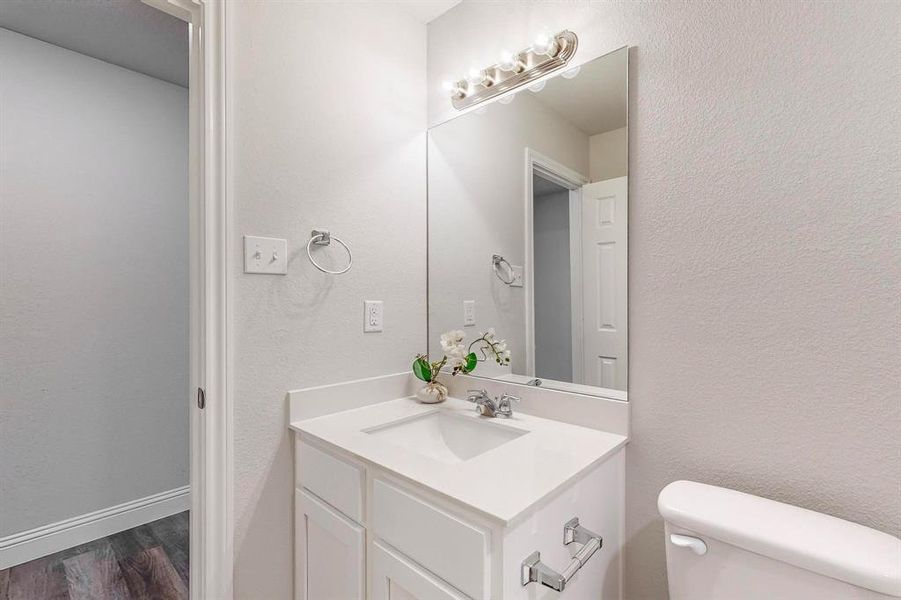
[244, 235, 288, 274]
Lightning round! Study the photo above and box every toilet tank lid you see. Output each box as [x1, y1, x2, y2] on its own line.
[658, 480, 901, 597]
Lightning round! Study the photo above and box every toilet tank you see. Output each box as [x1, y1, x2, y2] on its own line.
[658, 481, 901, 600]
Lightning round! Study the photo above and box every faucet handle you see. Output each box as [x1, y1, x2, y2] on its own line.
[497, 392, 520, 417]
[466, 389, 488, 402]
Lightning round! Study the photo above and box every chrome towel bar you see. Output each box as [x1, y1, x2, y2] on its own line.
[521, 517, 603, 592]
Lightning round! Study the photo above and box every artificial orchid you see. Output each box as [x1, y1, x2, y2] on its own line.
[413, 328, 511, 384]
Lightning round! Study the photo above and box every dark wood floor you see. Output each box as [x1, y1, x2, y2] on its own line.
[0, 511, 189, 600]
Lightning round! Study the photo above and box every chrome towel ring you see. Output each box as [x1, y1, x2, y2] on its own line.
[307, 229, 353, 275]
[493, 254, 515, 285]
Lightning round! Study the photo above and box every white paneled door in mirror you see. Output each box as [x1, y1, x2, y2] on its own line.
[427, 47, 629, 399]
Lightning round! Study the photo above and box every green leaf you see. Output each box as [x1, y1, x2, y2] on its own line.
[463, 352, 478, 373]
[413, 357, 432, 382]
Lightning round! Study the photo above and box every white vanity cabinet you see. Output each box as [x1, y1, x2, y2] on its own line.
[296, 488, 366, 600]
[294, 433, 625, 600]
[371, 540, 468, 600]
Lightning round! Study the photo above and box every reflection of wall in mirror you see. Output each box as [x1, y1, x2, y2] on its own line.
[429, 91, 589, 373]
[589, 127, 627, 182]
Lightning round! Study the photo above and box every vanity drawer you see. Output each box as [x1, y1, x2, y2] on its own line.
[371, 478, 489, 599]
[297, 439, 364, 523]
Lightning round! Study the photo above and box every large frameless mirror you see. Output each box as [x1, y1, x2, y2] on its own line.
[428, 46, 629, 399]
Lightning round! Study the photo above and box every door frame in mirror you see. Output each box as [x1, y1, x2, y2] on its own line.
[523, 149, 588, 379]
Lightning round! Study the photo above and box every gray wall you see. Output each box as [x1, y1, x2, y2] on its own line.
[428, 2, 901, 599]
[0, 29, 189, 535]
[533, 187, 573, 382]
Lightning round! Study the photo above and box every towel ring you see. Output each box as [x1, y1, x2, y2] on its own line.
[307, 229, 353, 275]
[493, 254, 515, 285]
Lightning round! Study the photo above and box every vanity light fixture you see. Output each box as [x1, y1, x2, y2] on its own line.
[444, 30, 579, 110]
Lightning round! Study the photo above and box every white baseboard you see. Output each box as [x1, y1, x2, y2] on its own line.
[0, 485, 190, 570]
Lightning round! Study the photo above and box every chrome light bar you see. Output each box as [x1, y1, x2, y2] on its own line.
[446, 31, 579, 110]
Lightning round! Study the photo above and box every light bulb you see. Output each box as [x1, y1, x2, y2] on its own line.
[528, 80, 546, 93]
[561, 66, 581, 79]
[467, 68, 486, 86]
[499, 50, 522, 73]
[532, 32, 559, 57]
[442, 80, 464, 98]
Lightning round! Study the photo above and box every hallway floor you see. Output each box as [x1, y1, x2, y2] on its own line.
[0, 511, 189, 600]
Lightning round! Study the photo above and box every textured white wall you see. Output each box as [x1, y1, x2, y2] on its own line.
[589, 127, 627, 182]
[430, 2, 901, 598]
[228, 3, 427, 597]
[428, 92, 588, 374]
[0, 29, 188, 534]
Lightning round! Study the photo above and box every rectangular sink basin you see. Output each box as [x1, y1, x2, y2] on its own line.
[364, 410, 527, 464]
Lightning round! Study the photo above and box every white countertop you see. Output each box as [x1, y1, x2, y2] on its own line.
[290, 396, 628, 526]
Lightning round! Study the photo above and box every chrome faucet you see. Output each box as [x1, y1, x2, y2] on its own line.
[465, 389, 520, 418]
[496, 392, 520, 418]
[466, 389, 497, 417]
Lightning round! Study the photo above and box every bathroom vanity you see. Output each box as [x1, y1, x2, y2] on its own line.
[289, 44, 633, 600]
[289, 375, 628, 600]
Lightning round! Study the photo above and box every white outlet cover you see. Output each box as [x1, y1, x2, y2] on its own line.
[244, 235, 288, 274]
[364, 300, 383, 333]
[463, 300, 475, 326]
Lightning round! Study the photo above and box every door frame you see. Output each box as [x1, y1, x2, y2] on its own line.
[141, 1, 232, 598]
[523, 149, 588, 378]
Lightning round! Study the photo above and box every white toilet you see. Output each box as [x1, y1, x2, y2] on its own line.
[658, 480, 901, 599]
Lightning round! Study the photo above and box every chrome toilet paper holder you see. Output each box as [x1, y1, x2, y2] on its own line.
[521, 517, 603, 592]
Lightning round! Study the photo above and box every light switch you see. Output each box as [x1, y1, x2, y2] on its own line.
[244, 235, 288, 274]
[463, 300, 476, 326]
[364, 300, 383, 332]
[510, 265, 524, 287]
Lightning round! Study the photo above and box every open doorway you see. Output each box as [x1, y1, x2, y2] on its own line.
[532, 173, 579, 383]
[525, 148, 629, 393]
[0, 2, 194, 597]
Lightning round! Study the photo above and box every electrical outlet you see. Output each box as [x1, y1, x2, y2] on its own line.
[510, 265, 524, 287]
[244, 235, 288, 274]
[463, 300, 476, 326]
[364, 300, 383, 332]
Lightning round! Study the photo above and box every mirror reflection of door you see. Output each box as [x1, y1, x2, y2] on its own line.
[580, 176, 628, 390]
[532, 174, 628, 390]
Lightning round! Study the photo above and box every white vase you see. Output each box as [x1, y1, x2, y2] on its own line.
[415, 381, 448, 404]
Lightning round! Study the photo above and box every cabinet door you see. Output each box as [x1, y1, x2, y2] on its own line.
[371, 540, 468, 600]
[296, 488, 365, 600]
